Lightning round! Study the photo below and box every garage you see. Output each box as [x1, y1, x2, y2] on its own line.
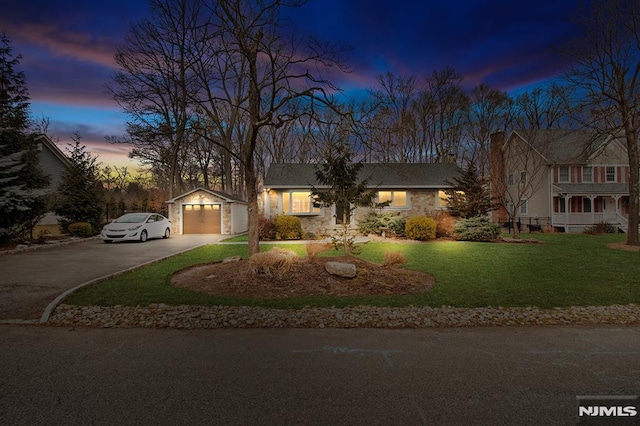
[166, 187, 248, 236]
[182, 204, 221, 234]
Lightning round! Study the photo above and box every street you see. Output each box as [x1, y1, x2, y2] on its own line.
[1, 324, 639, 425]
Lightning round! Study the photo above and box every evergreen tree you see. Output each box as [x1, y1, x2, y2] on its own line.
[0, 33, 49, 243]
[54, 135, 104, 232]
[311, 144, 379, 255]
[446, 160, 494, 218]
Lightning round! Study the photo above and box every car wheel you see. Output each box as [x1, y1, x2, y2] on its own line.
[104, 240, 113, 244]
[163, 228, 170, 239]
[140, 230, 148, 242]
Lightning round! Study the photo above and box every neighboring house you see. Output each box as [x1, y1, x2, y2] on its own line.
[166, 187, 248, 235]
[262, 163, 462, 236]
[33, 134, 73, 236]
[491, 129, 631, 233]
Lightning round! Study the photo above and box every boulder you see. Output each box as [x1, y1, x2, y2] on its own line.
[222, 255, 243, 263]
[325, 261, 357, 278]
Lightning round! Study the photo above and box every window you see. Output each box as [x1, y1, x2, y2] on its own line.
[583, 197, 592, 213]
[377, 191, 408, 208]
[282, 191, 320, 214]
[508, 173, 515, 185]
[437, 190, 451, 208]
[520, 199, 528, 215]
[520, 171, 527, 185]
[582, 166, 592, 183]
[559, 166, 569, 182]
[606, 166, 616, 182]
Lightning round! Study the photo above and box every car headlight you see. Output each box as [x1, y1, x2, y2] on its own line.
[127, 225, 142, 231]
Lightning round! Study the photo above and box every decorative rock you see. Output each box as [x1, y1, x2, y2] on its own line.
[222, 255, 243, 263]
[325, 261, 357, 278]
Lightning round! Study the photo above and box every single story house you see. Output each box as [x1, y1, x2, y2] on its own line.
[166, 187, 248, 235]
[262, 162, 462, 236]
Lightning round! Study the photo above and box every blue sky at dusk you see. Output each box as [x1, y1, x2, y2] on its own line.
[1, 0, 584, 168]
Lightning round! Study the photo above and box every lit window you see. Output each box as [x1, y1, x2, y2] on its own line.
[559, 166, 569, 182]
[378, 191, 407, 208]
[437, 190, 451, 208]
[582, 166, 592, 183]
[606, 166, 616, 182]
[282, 191, 320, 214]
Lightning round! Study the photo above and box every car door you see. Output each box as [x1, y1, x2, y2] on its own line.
[146, 215, 161, 238]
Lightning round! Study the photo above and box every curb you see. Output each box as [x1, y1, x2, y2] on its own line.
[39, 241, 214, 324]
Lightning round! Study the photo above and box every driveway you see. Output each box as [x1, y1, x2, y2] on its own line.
[0, 235, 222, 321]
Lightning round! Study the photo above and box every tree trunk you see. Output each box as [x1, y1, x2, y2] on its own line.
[244, 161, 260, 256]
[624, 122, 639, 245]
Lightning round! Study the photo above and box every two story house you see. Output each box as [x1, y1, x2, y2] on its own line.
[491, 129, 631, 233]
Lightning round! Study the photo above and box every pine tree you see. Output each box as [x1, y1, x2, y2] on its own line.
[54, 135, 104, 232]
[0, 33, 50, 243]
[446, 160, 494, 218]
[311, 144, 378, 255]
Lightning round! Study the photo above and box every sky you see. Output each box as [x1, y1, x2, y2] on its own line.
[0, 0, 585, 169]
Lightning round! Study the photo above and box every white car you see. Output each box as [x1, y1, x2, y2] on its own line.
[101, 213, 171, 243]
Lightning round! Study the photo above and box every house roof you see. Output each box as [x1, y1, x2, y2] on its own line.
[553, 183, 629, 195]
[34, 134, 73, 169]
[263, 163, 462, 189]
[510, 129, 614, 164]
[166, 187, 247, 203]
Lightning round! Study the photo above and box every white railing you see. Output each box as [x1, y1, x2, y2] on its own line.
[551, 213, 619, 226]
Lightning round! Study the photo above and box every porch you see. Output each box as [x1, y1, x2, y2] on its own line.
[551, 194, 628, 233]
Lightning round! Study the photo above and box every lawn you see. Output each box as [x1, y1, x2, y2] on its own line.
[65, 233, 640, 309]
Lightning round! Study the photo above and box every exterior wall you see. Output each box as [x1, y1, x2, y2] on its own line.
[264, 188, 442, 236]
[502, 135, 550, 222]
[168, 189, 247, 235]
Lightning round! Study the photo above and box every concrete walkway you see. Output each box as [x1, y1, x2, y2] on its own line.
[0, 235, 222, 322]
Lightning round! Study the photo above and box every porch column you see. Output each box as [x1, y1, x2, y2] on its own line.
[565, 195, 572, 229]
[589, 195, 595, 225]
[613, 195, 621, 223]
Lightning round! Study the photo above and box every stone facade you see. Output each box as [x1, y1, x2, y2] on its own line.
[262, 188, 443, 236]
[167, 188, 247, 235]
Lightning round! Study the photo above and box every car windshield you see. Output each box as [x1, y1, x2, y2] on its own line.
[114, 214, 148, 223]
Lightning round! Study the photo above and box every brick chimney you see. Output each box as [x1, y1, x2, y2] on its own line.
[489, 131, 507, 222]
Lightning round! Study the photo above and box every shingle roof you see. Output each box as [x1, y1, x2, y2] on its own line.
[263, 163, 462, 189]
[512, 129, 612, 164]
[553, 183, 629, 195]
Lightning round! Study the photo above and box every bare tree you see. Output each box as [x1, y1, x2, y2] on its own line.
[191, 0, 349, 255]
[108, 0, 202, 198]
[565, 0, 640, 245]
[464, 83, 513, 175]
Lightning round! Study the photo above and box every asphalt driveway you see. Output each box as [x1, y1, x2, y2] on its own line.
[0, 235, 223, 321]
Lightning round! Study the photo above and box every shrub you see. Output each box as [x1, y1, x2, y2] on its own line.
[404, 216, 436, 240]
[274, 215, 303, 240]
[358, 210, 406, 237]
[249, 247, 298, 277]
[259, 216, 276, 240]
[583, 222, 617, 234]
[383, 251, 408, 266]
[433, 210, 457, 238]
[454, 217, 500, 242]
[67, 222, 94, 238]
[305, 242, 334, 259]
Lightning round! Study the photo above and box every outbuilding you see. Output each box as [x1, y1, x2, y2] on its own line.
[166, 187, 248, 235]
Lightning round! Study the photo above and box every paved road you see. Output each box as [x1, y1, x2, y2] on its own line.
[1, 325, 639, 425]
[0, 235, 222, 321]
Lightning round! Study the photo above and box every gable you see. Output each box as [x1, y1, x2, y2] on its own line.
[35, 135, 72, 189]
[264, 163, 461, 189]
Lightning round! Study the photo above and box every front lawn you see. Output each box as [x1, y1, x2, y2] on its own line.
[65, 233, 640, 309]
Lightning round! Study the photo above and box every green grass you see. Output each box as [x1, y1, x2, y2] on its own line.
[65, 233, 640, 309]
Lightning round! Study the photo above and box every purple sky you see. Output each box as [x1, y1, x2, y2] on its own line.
[1, 0, 584, 168]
